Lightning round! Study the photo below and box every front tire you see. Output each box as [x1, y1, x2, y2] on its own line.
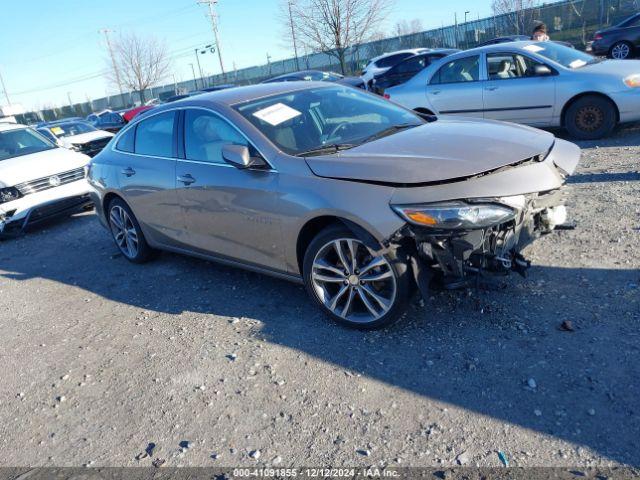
[609, 41, 633, 59]
[303, 225, 412, 330]
[107, 197, 155, 263]
[564, 95, 617, 140]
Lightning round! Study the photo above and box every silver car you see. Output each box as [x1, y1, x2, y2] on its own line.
[384, 41, 640, 139]
[88, 83, 579, 329]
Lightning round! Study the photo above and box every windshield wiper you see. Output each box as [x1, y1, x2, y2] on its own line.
[359, 123, 419, 145]
[297, 143, 357, 157]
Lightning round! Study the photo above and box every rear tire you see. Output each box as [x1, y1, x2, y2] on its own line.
[609, 41, 633, 59]
[107, 197, 155, 263]
[303, 225, 412, 330]
[564, 95, 617, 140]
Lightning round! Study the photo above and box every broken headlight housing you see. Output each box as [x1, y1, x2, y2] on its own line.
[0, 187, 21, 205]
[392, 201, 516, 230]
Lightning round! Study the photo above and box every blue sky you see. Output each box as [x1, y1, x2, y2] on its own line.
[1, 0, 502, 110]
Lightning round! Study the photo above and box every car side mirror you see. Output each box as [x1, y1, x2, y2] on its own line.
[222, 144, 267, 169]
[534, 64, 553, 76]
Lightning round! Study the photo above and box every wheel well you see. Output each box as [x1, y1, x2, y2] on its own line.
[561, 92, 619, 127]
[414, 107, 435, 116]
[295, 216, 382, 274]
[102, 192, 122, 214]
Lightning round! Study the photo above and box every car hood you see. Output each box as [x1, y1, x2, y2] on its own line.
[0, 148, 89, 188]
[61, 130, 114, 147]
[577, 59, 640, 77]
[305, 118, 555, 185]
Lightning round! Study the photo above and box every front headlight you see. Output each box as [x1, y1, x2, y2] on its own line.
[392, 201, 516, 230]
[0, 187, 22, 205]
[624, 74, 640, 88]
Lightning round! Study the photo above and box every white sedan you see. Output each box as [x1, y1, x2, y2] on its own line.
[37, 120, 113, 157]
[0, 123, 93, 236]
[385, 41, 640, 139]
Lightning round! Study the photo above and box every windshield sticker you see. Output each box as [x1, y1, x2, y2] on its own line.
[253, 103, 301, 126]
[569, 59, 587, 68]
[50, 126, 64, 136]
[523, 44, 545, 53]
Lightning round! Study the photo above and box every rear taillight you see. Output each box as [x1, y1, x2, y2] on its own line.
[594, 33, 603, 41]
[383, 93, 390, 100]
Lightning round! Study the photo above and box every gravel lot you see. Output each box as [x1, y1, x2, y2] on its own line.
[0, 125, 638, 469]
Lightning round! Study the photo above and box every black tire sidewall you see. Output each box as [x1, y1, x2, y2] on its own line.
[565, 95, 616, 140]
[107, 197, 154, 263]
[302, 225, 412, 330]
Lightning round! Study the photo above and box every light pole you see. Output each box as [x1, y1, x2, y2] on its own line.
[464, 11, 470, 48]
[189, 63, 199, 90]
[0, 68, 10, 105]
[287, 0, 300, 70]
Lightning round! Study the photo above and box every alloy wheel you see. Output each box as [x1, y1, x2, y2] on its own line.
[109, 205, 139, 259]
[611, 43, 631, 59]
[310, 238, 397, 324]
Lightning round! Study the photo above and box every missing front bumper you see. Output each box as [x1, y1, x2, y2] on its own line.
[392, 197, 570, 292]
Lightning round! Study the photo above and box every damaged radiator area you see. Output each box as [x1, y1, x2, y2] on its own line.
[392, 189, 572, 291]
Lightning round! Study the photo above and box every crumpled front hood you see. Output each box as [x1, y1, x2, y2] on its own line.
[62, 130, 113, 147]
[0, 148, 89, 188]
[305, 117, 555, 184]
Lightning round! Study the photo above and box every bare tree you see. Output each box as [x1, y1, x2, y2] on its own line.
[491, 0, 539, 36]
[287, 0, 393, 75]
[393, 19, 423, 37]
[106, 33, 171, 104]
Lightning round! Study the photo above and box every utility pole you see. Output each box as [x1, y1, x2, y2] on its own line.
[189, 63, 199, 90]
[197, 0, 226, 79]
[99, 29, 126, 107]
[287, 0, 300, 70]
[266, 53, 272, 75]
[0, 68, 10, 105]
[67, 91, 73, 108]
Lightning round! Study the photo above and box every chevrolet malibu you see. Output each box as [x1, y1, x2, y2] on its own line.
[88, 83, 579, 329]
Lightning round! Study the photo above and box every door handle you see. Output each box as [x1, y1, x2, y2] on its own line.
[177, 174, 196, 185]
[430, 90, 442, 95]
[485, 86, 499, 91]
[121, 167, 136, 177]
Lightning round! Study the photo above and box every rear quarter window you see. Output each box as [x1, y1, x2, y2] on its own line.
[116, 126, 135, 153]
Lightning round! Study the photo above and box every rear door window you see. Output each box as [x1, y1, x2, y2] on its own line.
[430, 56, 480, 84]
[134, 111, 176, 157]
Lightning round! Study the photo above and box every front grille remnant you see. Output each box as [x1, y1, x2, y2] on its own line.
[15, 167, 86, 196]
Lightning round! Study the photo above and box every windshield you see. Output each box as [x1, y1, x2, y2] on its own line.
[235, 86, 423, 156]
[46, 121, 97, 138]
[0, 128, 56, 161]
[523, 42, 599, 68]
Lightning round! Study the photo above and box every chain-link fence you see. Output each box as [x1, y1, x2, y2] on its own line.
[18, 0, 639, 124]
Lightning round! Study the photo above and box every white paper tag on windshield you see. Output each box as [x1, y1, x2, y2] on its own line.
[253, 103, 301, 126]
[523, 44, 545, 52]
[569, 59, 587, 68]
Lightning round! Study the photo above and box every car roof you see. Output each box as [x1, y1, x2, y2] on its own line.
[0, 122, 27, 132]
[370, 48, 430, 63]
[160, 81, 335, 108]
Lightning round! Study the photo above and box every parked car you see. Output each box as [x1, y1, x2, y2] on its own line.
[37, 120, 113, 157]
[262, 70, 344, 83]
[478, 35, 575, 49]
[86, 110, 126, 133]
[89, 83, 579, 329]
[0, 123, 92, 236]
[589, 12, 640, 59]
[371, 49, 460, 95]
[123, 99, 161, 123]
[384, 41, 640, 139]
[361, 49, 432, 88]
[336, 76, 366, 89]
